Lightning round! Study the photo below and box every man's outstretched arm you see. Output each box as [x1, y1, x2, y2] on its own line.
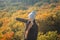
[16, 18, 28, 23]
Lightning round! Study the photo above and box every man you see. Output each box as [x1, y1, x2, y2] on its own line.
[16, 10, 38, 40]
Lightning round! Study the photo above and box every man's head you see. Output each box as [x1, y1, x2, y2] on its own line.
[28, 10, 37, 21]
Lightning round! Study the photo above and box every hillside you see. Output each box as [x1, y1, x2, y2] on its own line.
[0, 0, 60, 40]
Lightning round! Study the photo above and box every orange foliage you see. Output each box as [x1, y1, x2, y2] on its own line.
[0, 32, 14, 40]
[36, 13, 51, 20]
[0, 3, 60, 40]
[0, 17, 10, 32]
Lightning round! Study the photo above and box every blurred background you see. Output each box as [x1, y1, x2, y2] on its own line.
[0, 0, 60, 40]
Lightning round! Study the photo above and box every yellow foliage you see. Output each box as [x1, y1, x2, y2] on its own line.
[0, 3, 60, 40]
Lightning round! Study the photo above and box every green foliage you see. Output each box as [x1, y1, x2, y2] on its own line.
[0, 32, 3, 39]
[0, 0, 60, 40]
[50, 4, 56, 9]
[0, 21, 3, 27]
[37, 31, 57, 40]
[37, 12, 60, 33]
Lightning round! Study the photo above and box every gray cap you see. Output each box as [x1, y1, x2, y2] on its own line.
[28, 11, 36, 20]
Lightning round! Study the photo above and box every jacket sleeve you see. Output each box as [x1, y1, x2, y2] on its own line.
[16, 18, 28, 23]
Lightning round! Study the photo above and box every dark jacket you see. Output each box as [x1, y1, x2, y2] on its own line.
[25, 20, 38, 40]
[16, 18, 38, 40]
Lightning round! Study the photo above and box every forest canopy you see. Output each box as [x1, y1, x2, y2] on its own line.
[0, 0, 60, 40]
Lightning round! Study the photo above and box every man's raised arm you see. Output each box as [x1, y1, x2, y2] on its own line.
[16, 18, 28, 23]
